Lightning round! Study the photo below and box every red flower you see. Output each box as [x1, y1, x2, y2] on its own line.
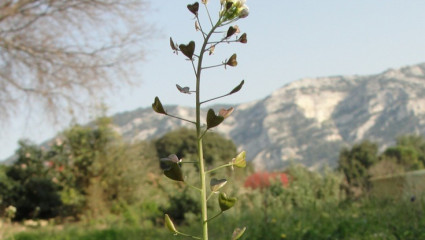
[244, 172, 290, 189]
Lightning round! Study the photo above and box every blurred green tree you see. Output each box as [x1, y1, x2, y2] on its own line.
[4, 141, 62, 220]
[1, 117, 160, 220]
[154, 128, 237, 167]
[338, 140, 379, 196]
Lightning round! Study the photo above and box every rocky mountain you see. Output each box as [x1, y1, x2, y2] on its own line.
[112, 63, 425, 171]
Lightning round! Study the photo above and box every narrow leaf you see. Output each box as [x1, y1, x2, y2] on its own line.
[218, 192, 237, 211]
[206, 109, 224, 129]
[165, 214, 178, 234]
[152, 97, 166, 114]
[229, 80, 245, 95]
[232, 227, 247, 240]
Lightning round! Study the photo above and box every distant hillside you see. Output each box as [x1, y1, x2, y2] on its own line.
[110, 63, 425, 171]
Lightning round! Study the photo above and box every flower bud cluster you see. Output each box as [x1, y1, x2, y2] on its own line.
[220, 0, 249, 22]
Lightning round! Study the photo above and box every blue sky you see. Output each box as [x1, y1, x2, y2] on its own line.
[2, 0, 425, 160]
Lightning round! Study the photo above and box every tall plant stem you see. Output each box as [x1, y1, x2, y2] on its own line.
[196, 20, 221, 240]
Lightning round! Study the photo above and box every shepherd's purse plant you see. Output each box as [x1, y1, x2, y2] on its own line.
[152, 1, 249, 239]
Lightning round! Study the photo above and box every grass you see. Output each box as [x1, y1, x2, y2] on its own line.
[6, 197, 425, 240]
[6, 226, 171, 240]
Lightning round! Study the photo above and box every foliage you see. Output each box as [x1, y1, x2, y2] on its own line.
[154, 128, 237, 168]
[368, 158, 405, 179]
[381, 146, 423, 171]
[0, 165, 14, 216]
[162, 186, 201, 224]
[7, 189, 425, 240]
[56, 117, 160, 218]
[3, 141, 62, 220]
[396, 134, 425, 164]
[240, 164, 343, 221]
[338, 140, 379, 196]
[1, 117, 158, 221]
[380, 134, 425, 171]
[282, 165, 343, 208]
[8, 226, 172, 240]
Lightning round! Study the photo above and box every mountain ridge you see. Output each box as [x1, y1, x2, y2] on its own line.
[110, 63, 425, 171]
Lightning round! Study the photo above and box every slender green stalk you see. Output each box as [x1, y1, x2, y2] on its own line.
[187, 182, 202, 192]
[166, 113, 196, 124]
[201, 92, 231, 105]
[158, 3, 249, 239]
[202, 63, 225, 70]
[205, 163, 233, 174]
[206, 191, 216, 201]
[196, 20, 222, 240]
[205, 211, 223, 223]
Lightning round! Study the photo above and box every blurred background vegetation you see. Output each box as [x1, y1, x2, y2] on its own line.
[1, 117, 425, 239]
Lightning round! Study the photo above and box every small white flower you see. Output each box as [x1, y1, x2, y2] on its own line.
[239, 5, 249, 18]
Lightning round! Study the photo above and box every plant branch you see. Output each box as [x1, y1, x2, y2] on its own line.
[186, 182, 202, 192]
[206, 191, 216, 201]
[196, 16, 207, 41]
[208, 39, 240, 44]
[200, 93, 230, 105]
[205, 163, 233, 174]
[204, 4, 214, 27]
[165, 113, 196, 124]
[191, 61, 198, 77]
[205, 211, 223, 223]
[202, 63, 225, 70]
[199, 129, 208, 140]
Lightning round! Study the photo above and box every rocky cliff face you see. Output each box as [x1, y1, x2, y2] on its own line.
[111, 63, 425, 170]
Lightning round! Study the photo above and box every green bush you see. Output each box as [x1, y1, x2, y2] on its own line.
[382, 146, 424, 170]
